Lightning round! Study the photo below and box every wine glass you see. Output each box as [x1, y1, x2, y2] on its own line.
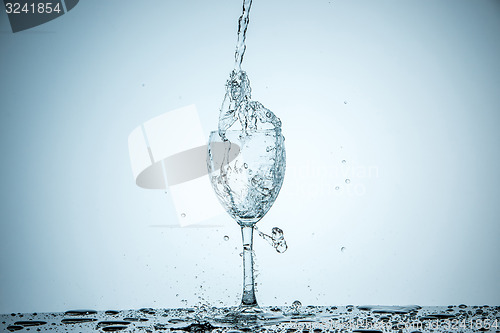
[207, 128, 286, 313]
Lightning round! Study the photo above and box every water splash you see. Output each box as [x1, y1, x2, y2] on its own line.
[291, 300, 302, 312]
[217, 70, 282, 138]
[255, 226, 288, 253]
[211, 0, 286, 224]
[218, 0, 281, 139]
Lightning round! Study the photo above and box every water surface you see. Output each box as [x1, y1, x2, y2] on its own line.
[1, 305, 498, 332]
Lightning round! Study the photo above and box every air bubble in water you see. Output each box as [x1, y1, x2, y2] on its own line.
[341, 246, 346, 253]
[181, 213, 186, 218]
[344, 101, 348, 104]
[243, 163, 248, 169]
[345, 179, 350, 184]
[342, 160, 346, 164]
[223, 236, 229, 241]
[335, 186, 340, 190]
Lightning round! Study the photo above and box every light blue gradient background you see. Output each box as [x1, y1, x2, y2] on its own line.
[1, 0, 499, 313]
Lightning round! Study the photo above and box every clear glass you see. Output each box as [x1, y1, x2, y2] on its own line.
[207, 129, 286, 312]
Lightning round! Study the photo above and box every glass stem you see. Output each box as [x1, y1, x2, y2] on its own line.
[240, 225, 258, 307]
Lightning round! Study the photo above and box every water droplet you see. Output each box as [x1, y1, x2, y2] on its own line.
[292, 300, 302, 310]
[341, 246, 346, 252]
[65, 310, 97, 316]
[335, 186, 340, 190]
[181, 213, 186, 218]
[105, 311, 120, 316]
[97, 321, 131, 329]
[12, 321, 47, 327]
[61, 318, 97, 324]
[125, 317, 149, 322]
[345, 179, 350, 184]
[223, 235, 229, 241]
[342, 160, 346, 164]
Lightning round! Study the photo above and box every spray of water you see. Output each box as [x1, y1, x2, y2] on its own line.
[255, 226, 288, 253]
